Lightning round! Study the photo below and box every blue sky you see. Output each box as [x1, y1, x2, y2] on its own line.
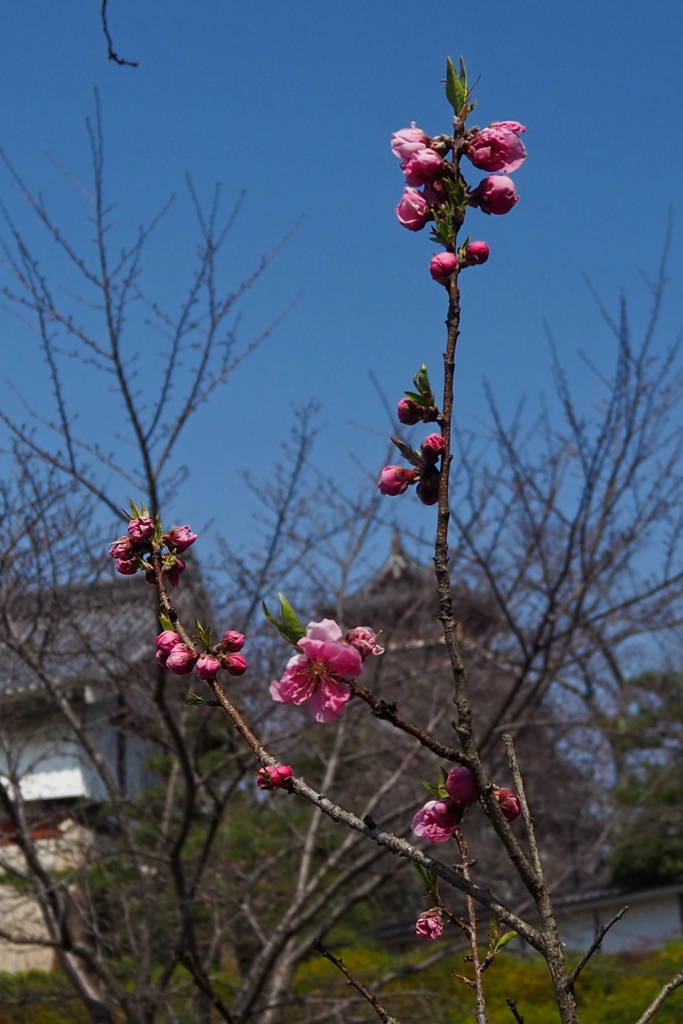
[1, 1, 681, 571]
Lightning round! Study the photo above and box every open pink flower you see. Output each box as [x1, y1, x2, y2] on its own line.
[391, 124, 430, 162]
[466, 122, 527, 174]
[411, 799, 462, 843]
[270, 619, 363, 722]
[416, 908, 443, 939]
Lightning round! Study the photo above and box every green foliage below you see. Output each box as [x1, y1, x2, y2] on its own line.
[291, 941, 683, 1024]
[0, 972, 87, 1023]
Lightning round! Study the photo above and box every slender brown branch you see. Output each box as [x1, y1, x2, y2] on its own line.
[312, 941, 403, 1024]
[506, 999, 526, 1024]
[567, 906, 628, 989]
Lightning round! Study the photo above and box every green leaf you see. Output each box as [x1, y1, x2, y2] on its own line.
[422, 781, 441, 798]
[459, 55, 467, 87]
[158, 614, 174, 632]
[414, 364, 433, 400]
[153, 514, 164, 546]
[494, 931, 517, 953]
[445, 57, 467, 113]
[278, 594, 305, 643]
[412, 862, 429, 886]
[403, 390, 424, 405]
[196, 619, 212, 648]
[184, 694, 206, 705]
[262, 599, 305, 646]
[391, 436, 421, 466]
[129, 499, 141, 519]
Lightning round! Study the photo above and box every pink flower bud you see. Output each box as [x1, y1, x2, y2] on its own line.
[411, 799, 462, 843]
[429, 252, 458, 282]
[155, 650, 168, 666]
[395, 188, 431, 231]
[391, 124, 430, 162]
[109, 536, 137, 560]
[165, 644, 198, 676]
[344, 626, 385, 659]
[420, 433, 446, 465]
[165, 557, 185, 588]
[115, 559, 139, 576]
[156, 630, 182, 654]
[225, 653, 247, 676]
[496, 787, 521, 822]
[464, 241, 490, 265]
[163, 525, 198, 553]
[221, 630, 245, 651]
[196, 654, 221, 680]
[256, 764, 293, 790]
[127, 517, 155, 543]
[416, 471, 440, 506]
[402, 148, 443, 186]
[445, 767, 478, 805]
[415, 908, 443, 939]
[466, 122, 527, 174]
[378, 466, 416, 496]
[470, 176, 518, 216]
[397, 398, 424, 426]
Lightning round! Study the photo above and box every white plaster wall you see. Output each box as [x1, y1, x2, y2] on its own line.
[558, 895, 683, 953]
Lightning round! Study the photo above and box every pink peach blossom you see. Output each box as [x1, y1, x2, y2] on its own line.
[429, 252, 458, 281]
[391, 124, 430, 162]
[165, 644, 197, 675]
[256, 765, 293, 790]
[378, 466, 416, 496]
[397, 398, 423, 425]
[222, 630, 245, 651]
[466, 122, 527, 174]
[128, 516, 155, 543]
[109, 536, 137, 560]
[445, 766, 478, 805]
[196, 654, 221, 680]
[470, 176, 518, 215]
[344, 627, 385, 660]
[156, 630, 182, 655]
[497, 787, 521, 822]
[270, 619, 363, 723]
[415, 908, 443, 939]
[411, 799, 462, 843]
[402, 148, 443, 186]
[163, 525, 197, 553]
[464, 241, 490, 265]
[115, 559, 139, 576]
[420, 434, 446, 464]
[225, 653, 248, 676]
[395, 189, 431, 231]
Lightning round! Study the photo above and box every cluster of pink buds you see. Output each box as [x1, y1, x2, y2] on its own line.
[109, 505, 197, 590]
[378, 433, 446, 507]
[156, 628, 247, 679]
[411, 767, 520, 844]
[256, 764, 293, 790]
[392, 60, 527, 282]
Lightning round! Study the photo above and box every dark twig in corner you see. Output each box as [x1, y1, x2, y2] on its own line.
[101, 0, 139, 67]
[313, 940, 403, 1024]
[506, 999, 525, 1024]
[567, 906, 628, 989]
[174, 951, 237, 1023]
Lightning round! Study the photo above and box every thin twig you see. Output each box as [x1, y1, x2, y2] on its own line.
[312, 941, 403, 1024]
[506, 999, 525, 1024]
[101, 0, 139, 66]
[567, 906, 628, 988]
[632, 967, 683, 1024]
[175, 950, 237, 1023]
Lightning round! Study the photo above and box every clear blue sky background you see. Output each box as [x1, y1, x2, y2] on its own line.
[1, 1, 681, 569]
